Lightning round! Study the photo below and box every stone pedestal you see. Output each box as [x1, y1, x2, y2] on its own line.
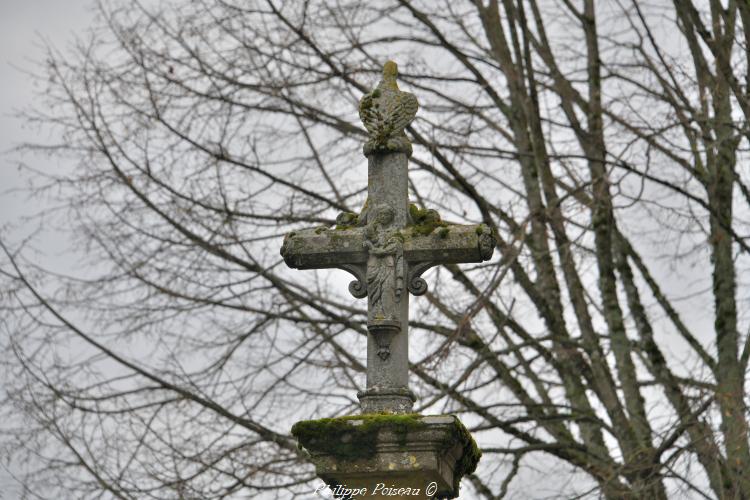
[292, 414, 480, 499]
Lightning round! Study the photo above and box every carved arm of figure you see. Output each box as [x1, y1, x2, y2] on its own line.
[367, 244, 394, 257]
[366, 232, 400, 254]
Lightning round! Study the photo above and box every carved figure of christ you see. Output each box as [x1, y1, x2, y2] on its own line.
[280, 62, 495, 414]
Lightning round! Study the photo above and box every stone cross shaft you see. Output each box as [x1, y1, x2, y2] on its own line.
[280, 61, 495, 414]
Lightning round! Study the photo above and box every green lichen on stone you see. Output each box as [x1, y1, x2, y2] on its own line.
[408, 203, 447, 236]
[335, 199, 372, 230]
[334, 212, 360, 231]
[449, 418, 482, 494]
[335, 220, 359, 231]
[408, 203, 422, 223]
[328, 232, 349, 250]
[283, 234, 304, 254]
[291, 414, 426, 460]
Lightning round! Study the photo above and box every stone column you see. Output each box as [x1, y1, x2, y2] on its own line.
[358, 151, 415, 414]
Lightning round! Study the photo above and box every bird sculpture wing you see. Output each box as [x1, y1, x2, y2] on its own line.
[383, 91, 418, 136]
[359, 90, 418, 139]
[359, 92, 381, 137]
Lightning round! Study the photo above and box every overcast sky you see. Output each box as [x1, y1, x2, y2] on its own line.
[0, 0, 93, 225]
[0, 1, 94, 493]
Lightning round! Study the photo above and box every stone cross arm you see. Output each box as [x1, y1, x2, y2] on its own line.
[280, 220, 495, 299]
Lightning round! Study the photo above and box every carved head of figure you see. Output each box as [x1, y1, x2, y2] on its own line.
[366, 205, 396, 244]
[381, 60, 399, 90]
[374, 205, 395, 227]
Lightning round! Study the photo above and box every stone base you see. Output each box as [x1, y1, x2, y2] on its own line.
[291, 414, 480, 499]
[357, 387, 416, 414]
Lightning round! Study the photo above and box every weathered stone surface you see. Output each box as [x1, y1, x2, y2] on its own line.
[280, 223, 494, 273]
[280, 227, 366, 268]
[292, 414, 481, 499]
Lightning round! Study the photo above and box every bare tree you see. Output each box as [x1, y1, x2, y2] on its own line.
[2, 0, 749, 498]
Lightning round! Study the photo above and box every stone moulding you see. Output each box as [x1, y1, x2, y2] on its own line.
[368, 319, 401, 360]
[291, 414, 481, 499]
[357, 387, 417, 415]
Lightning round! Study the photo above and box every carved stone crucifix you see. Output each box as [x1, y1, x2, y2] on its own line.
[280, 61, 495, 414]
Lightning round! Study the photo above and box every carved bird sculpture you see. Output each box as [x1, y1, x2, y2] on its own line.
[359, 61, 419, 157]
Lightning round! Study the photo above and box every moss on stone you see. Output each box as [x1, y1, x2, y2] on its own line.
[475, 225, 484, 235]
[291, 414, 426, 460]
[408, 203, 447, 236]
[438, 227, 450, 239]
[449, 418, 482, 494]
[359, 94, 373, 114]
[408, 203, 421, 223]
[335, 212, 360, 231]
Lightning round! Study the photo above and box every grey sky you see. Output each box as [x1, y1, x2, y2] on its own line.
[1, 0, 93, 225]
[0, 1, 94, 494]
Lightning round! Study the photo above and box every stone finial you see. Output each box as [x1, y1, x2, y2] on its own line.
[359, 61, 419, 157]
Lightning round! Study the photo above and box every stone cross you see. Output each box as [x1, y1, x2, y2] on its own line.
[281, 61, 495, 414]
